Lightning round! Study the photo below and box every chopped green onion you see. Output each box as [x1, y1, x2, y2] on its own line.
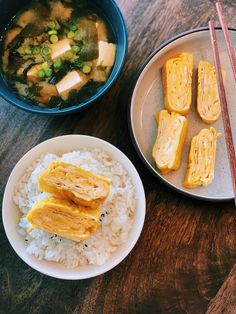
[48, 30, 57, 35]
[70, 24, 77, 32]
[74, 59, 82, 68]
[42, 62, 50, 70]
[53, 59, 62, 69]
[45, 68, 53, 77]
[64, 50, 74, 59]
[74, 30, 82, 41]
[25, 47, 32, 55]
[48, 21, 56, 29]
[67, 31, 75, 39]
[37, 69, 45, 78]
[72, 45, 80, 53]
[32, 46, 40, 55]
[82, 64, 91, 74]
[41, 47, 51, 56]
[50, 35, 58, 44]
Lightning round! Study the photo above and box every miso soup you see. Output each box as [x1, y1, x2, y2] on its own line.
[1, 0, 116, 109]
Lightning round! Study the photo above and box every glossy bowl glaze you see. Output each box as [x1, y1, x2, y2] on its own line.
[0, 0, 127, 115]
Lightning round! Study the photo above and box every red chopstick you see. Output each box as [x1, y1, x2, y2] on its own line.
[209, 21, 236, 206]
[216, 0, 236, 82]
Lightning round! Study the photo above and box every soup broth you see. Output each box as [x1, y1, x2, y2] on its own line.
[1, 0, 116, 109]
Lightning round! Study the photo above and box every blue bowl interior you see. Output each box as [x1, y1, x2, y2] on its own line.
[0, 0, 127, 115]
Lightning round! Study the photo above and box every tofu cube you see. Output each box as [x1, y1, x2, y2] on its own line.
[56, 70, 87, 98]
[27, 64, 43, 81]
[96, 22, 108, 42]
[50, 39, 71, 60]
[97, 41, 116, 67]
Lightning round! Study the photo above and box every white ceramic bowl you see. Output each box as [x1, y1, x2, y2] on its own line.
[2, 135, 146, 280]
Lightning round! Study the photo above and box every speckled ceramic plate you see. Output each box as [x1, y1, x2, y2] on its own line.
[129, 27, 236, 201]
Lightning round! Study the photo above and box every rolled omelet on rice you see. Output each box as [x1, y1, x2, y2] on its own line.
[38, 161, 111, 208]
[26, 197, 101, 241]
[162, 52, 193, 115]
[152, 109, 188, 174]
[15, 149, 136, 268]
[197, 60, 225, 124]
[183, 127, 221, 188]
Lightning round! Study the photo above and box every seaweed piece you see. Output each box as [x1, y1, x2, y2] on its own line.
[8, 50, 24, 72]
[76, 18, 98, 61]
[7, 73, 27, 84]
[48, 60, 73, 84]
[28, 83, 43, 97]
[19, 22, 47, 38]
[66, 80, 104, 106]
[48, 95, 65, 108]
[7, 36, 25, 51]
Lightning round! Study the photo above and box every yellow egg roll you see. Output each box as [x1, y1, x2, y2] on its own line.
[152, 110, 188, 174]
[38, 161, 111, 208]
[26, 197, 101, 241]
[197, 60, 225, 124]
[183, 127, 221, 188]
[163, 53, 193, 115]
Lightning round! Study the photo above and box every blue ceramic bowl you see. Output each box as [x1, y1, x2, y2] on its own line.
[0, 0, 127, 115]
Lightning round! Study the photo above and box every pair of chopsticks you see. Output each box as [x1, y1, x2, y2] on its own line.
[209, 0, 236, 206]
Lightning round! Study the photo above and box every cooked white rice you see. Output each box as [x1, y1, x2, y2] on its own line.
[14, 148, 136, 268]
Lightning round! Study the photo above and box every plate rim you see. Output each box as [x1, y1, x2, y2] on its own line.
[2, 134, 146, 280]
[128, 26, 236, 202]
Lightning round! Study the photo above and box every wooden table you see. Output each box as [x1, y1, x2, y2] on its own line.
[0, 0, 236, 313]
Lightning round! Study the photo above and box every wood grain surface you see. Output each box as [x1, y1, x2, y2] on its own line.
[0, 0, 236, 313]
[206, 263, 236, 314]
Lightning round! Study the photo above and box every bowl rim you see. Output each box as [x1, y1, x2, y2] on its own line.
[0, 0, 128, 116]
[2, 135, 146, 280]
[128, 26, 236, 203]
